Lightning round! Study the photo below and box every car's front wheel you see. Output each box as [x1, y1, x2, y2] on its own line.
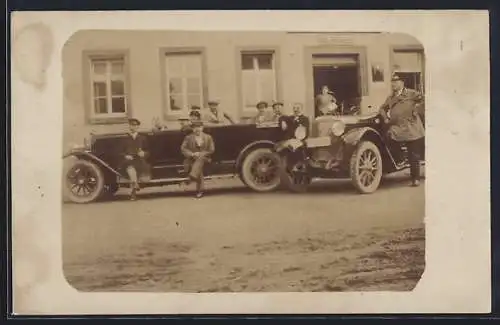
[349, 141, 383, 194]
[240, 148, 281, 192]
[65, 160, 105, 203]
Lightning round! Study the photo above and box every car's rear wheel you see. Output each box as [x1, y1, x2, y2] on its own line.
[280, 156, 311, 193]
[240, 148, 281, 192]
[65, 160, 105, 203]
[349, 141, 383, 194]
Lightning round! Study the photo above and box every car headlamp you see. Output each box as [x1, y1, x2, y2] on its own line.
[294, 125, 307, 140]
[330, 120, 346, 137]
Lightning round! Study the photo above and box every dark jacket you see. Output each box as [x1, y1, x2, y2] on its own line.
[121, 132, 149, 173]
[290, 114, 310, 138]
[379, 88, 425, 142]
[181, 133, 215, 159]
[181, 132, 215, 175]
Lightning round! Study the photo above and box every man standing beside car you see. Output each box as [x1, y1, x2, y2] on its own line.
[122, 118, 149, 200]
[379, 73, 425, 187]
[181, 120, 215, 198]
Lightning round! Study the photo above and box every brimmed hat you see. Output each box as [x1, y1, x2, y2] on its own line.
[208, 100, 219, 105]
[256, 101, 268, 108]
[272, 101, 284, 108]
[128, 118, 141, 126]
[191, 105, 201, 110]
[391, 73, 403, 82]
[189, 110, 201, 118]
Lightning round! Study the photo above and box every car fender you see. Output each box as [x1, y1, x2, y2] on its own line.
[235, 140, 276, 170]
[63, 150, 122, 178]
[341, 127, 398, 170]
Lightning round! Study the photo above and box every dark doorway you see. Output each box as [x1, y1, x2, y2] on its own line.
[312, 54, 361, 117]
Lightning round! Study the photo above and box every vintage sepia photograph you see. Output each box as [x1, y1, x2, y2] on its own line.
[10, 10, 491, 315]
[61, 30, 426, 293]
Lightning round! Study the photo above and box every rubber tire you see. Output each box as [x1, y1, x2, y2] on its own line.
[65, 160, 105, 203]
[240, 148, 281, 192]
[349, 141, 383, 194]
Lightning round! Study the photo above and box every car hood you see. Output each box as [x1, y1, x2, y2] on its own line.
[314, 112, 380, 125]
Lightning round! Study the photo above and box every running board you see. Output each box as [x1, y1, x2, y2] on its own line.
[118, 173, 237, 184]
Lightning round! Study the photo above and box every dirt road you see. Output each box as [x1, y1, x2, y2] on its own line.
[62, 175, 425, 292]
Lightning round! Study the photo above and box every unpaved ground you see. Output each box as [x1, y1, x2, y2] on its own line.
[62, 174, 425, 292]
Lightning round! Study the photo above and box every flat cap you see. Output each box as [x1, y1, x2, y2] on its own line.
[128, 118, 141, 125]
[256, 101, 268, 108]
[391, 73, 403, 82]
[272, 101, 284, 108]
[208, 100, 219, 105]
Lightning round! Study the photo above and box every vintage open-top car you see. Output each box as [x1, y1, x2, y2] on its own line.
[63, 122, 286, 203]
[275, 112, 425, 194]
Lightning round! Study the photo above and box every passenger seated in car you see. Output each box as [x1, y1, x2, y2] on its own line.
[252, 101, 273, 125]
[203, 100, 236, 125]
[121, 118, 149, 201]
[271, 101, 285, 123]
[181, 121, 215, 198]
[181, 110, 202, 132]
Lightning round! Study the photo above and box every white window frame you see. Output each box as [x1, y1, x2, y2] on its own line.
[89, 57, 128, 119]
[240, 51, 277, 113]
[392, 50, 425, 94]
[164, 52, 204, 116]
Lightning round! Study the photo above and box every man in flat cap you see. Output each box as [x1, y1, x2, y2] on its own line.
[180, 108, 203, 133]
[379, 73, 425, 187]
[181, 120, 215, 198]
[271, 101, 285, 123]
[122, 118, 149, 200]
[203, 100, 236, 125]
[252, 101, 274, 125]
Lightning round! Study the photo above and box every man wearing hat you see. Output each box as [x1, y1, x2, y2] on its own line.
[271, 101, 285, 123]
[379, 73, 425, 187]
[252, 101, 274, 124]
[203, 100, 235, 125]
[180, 108, 202, 132]
[181, 120, 215, 198]
[122, 118, 149, 200]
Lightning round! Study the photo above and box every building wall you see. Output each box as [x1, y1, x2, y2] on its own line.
[62, 30, 423, 148]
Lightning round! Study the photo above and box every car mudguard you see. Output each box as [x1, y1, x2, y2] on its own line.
[341, 127, 399, 171]
[235, 140, 276, 170]
[63, 150, 122, 178]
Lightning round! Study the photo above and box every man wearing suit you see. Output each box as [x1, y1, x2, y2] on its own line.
[122, 118, 149, 200]
[290, 102, 310, 137]
[379, 73, 425, 187]
[181, 121, 215, 198]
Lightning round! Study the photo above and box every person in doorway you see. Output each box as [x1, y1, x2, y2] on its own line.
[122, 118, 149, 201]
[316, 85, 338, 116]
[181, 121, 215, 198]
[203, 100, 236, 125]
[379, 73, 425, 187]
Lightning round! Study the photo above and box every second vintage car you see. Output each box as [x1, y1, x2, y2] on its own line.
[275, 113, 425, 194]
[63, 121, 286, 203]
